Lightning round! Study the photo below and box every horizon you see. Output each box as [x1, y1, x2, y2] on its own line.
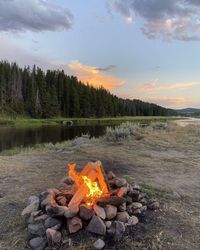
[0, 0, 200, 109]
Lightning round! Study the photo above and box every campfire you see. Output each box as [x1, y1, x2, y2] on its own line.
[22, 161, 160, 250]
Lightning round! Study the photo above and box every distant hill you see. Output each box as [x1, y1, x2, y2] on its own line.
[176, 108, 200, 115]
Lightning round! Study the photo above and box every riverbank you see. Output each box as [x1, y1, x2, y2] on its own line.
[0, 123, 200, 249]
[0, 116, 179, 128]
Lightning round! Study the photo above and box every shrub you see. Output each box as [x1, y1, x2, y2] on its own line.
[150, 122, 168, 130]
[105, 122, 143, 142]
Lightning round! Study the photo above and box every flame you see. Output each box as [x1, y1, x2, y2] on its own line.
[82, 176, 103, 206]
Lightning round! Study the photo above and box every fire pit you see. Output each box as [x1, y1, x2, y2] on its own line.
[22, 161, 159, 250]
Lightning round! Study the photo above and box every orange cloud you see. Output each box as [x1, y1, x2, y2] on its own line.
[68, 61, 124, 90]
[146, 96, 188, 108]
[137, 80, 200, 92]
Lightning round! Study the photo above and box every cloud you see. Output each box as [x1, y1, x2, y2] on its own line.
[0, 0, 73, 32]
[146, 96, 187, 108]
[136, 80, 200, 92]
[109, 0, 200, 41]
[68, 61, 124, 90]
[96, 65, 117, 71]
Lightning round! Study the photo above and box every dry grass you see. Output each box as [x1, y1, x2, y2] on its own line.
[0, 123, 200, 249]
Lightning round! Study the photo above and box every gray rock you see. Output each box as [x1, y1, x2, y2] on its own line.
[79, 204, 94, 220]
[67, 216, 83, 234]
[46, 228, 62, 245]
[29, 237, 47, 250]
[104, 205, 117, 220]
[86, 215, 106, 235]
[107, 171, 116, 180]
[119, 203, 126, 212]
[28, 223, 45, 236]
[115, 178, 127, 187]
[44, 217, 62, 229]
[105, 221, 112, 229]
[93, 205, 106, 220]
[128, 190, 140, 202]
[116, 212, 130, 223]
[108, 221, 126, 236]
[126, 216, 139, 226]
[140, 198, 147, 205]
[64, 206, 79, 219]
[132, 202, 143, 209]
[22, 196, 40, 216]
[148, 201, 160, 210]
[93, 239, 105, 249]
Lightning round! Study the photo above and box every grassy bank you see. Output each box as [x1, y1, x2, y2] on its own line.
[0, 116, 179, 128]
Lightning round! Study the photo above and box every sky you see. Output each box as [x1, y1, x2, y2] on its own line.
[0, 0, 200, 109]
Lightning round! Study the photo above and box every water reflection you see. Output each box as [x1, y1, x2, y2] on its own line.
[0, 125, 108, 152]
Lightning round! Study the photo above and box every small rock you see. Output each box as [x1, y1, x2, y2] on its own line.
[133, 208, 141, 216]
[64, 206, 79, 219]
[44, 217, 62, 229]
[132, 202, 143, 209]
[119, 203, 126, 212]
[67, 216, 82, 234]
[148, 201, 159, 210]
[116, 212, 130, 223]
[125, 196, 132, 205]
[140, 198, 147, 205]
[93, 239, 105, 249]
[29, 237, 47, 250]
[117, 187, 128, 197]
[79, 204, 94, 220]
[132, 184, 141, 190]
[22, 196, 40, 216]
[86, 215, 106, 235]
[115, 178, 127, 187]
[108, 221, 126, 237]
[140, 205, 147, 213]
[126, 216, 139, 226]
[34, 214, 49, 222]
[105, 221, 112, 229]
[128, 190, 140, 202]
[107, 171, 116, 180]
[93, 205, 106, 220]
[104, 205, 117, 220]
[46, 228, 62, 245]
[28, 223, 45, 236]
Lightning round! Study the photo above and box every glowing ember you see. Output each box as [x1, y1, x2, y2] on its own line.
[82, 175, 103, 206]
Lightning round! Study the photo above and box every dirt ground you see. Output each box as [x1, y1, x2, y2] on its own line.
[0, 123, 200, 250]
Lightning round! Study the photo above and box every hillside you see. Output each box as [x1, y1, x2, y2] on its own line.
[176, 108, 200, 116]
[0, 61, 172, 118]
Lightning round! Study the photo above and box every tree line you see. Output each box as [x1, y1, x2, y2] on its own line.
[0, 61, 173, 118]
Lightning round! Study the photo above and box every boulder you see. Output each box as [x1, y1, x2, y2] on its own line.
[93, 239, 105, 250]
[29, 237, 47, 250]
[93, 205, 106, 220]
[67, 216, 82, 234]
[28, 223, 45, 236]
[44, 217, 62, 229]
[46, 228, 62, 245]
[79, 204, 94, 220]
[115, 178, 127, 188]
[86, 215, 106, 235]
[116, 212, 130, 223]
[104, 205, 117, 220]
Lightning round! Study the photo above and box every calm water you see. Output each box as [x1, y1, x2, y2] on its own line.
[0, 125, 108, 152]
